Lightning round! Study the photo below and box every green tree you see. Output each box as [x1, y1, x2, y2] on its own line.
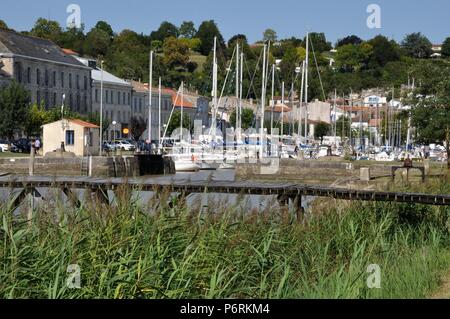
[441, 37, 450, 58]
[0, 82, 30, 139]
[179, 21, 196, 39]
[25, 103, 49, 137]
[314, 122, 331, 142]
[59, 26, 86, 55]
[150, 21, 178, 42]
[401, 32, 433, 59]
[334, 43, 373, 72]
[303, 32, 332, 53]
[30, 18, 62, 44]
[84, 27, 111, 57]
[263, 29, 277, 43]
[94, 21, 114, 38]
[368, 35, 401, 68]
[167, 111, 192, 135]
[229, 108, 255, 131]
[195, 20, 226, 56]
[0, 20, 9, 30]
[336, 35, 362, 47]
[130, 116, 146, 141]
[408, 60, 450, 167]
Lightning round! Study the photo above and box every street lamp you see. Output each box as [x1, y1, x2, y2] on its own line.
[61, 94, 66, 152]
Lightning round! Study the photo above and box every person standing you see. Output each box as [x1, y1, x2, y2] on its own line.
[34, 138, 41, 156]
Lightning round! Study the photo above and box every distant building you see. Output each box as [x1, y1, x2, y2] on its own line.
[42, 119, 100, 156]
[130, 80, 173, 141]
[0, 29, 92, 112]
[75, 56, 132, 141]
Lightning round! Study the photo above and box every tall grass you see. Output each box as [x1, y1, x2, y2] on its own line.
[0, 184, 449, 299]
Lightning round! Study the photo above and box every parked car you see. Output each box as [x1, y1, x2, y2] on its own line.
[114, 140, 136, 151]
[102, 141, 117, 152]
[11, 139, 31, 153]
[0, 140, 10, 152]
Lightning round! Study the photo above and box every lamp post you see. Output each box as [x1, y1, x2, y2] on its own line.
[112, 121, 117, 155]
[99, 60, 104, 156]
[61, 94, 66, 152]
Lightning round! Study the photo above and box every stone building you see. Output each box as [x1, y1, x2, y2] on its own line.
[130, 80, 173, 141]
[75, 56, 133, 141]
[0, 29, 92, 112]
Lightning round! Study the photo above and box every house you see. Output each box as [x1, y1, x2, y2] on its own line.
[0, 29, 92, 111]
[42, 119, 100, 156]
[75, 56, 133, 141]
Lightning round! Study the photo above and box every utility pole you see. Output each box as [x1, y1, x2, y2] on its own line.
[281, 81, 285, 137]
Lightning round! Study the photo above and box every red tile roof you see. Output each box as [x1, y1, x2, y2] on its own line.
[70, 119, 100, 129]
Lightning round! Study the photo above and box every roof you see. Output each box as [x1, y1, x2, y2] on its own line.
[74, 56, 131, 87]
[130, 80, 171, 97]
[42, 119, 99, 129]
[267, 104, 292, 113]
[0, 29, 87, 68]
[173, 95, 195, 108]
[70, 119, 100, 128]
[62, 48, 79, 56]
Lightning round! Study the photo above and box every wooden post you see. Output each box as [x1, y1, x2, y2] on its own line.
[29, 143, 35, 176]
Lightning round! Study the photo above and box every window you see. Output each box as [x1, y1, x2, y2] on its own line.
[36, 69, 40, 85]
[66, 130, 75, 146]
[45, 70, 48, 86]
[69, 94, 73, 109]
[95, 89, 98, 103]
[84, 76, 87, 90]
[123, 92, 126, 106]
[61, 72, 65, 88]
[76, 94, 80, 112]
[69, 73, 72, 89]
[53, 93, 57, 106]
[118, 111, 121, 122]
[53, 71, 56, 87]
[36, 91, 41, 105]
[14, 62, 22, 83]
[76, 74, 79, 89]
[117, 91, 121, 105]
[88, 132, 93, 146]
[45, 92, 49, 109]
[128, 93, 130, 105]
[106, 90, 109, 104]
[83, 95, 87, 113]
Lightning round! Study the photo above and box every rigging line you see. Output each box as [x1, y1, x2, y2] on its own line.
[245, 47, 263, 100]
[161, 84, 183, 142]
[216, 44, 237, 117]
[309, 36, 327, 101]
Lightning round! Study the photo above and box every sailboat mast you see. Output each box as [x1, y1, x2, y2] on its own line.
[158, 77, 162, 150]
[239, 51, 244, 139]
[212, 37, 218, 141]
[304, 33, 309, 141]
[333, 88, 337, 142]
[271, 64, 275, 136]
[260, 44, 267, 154]
[180, 81, 184, 142]
[236, 43, 239, 131]
[148, 50, 153, 143]
[281, 82, 285, 136]
[299, 60, 305, 139]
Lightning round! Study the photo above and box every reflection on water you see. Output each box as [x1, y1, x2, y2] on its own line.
[2, 169, 315, 214]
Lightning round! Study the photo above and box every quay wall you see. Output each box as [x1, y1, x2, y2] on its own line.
[0, 155, 175, 177]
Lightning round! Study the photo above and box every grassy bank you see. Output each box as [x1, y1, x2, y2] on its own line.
[0, 185, 449, 299]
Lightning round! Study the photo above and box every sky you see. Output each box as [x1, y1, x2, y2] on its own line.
[2, 0, 450, 44]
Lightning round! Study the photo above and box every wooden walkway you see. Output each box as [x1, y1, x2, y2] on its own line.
[1, 175, 449, 208]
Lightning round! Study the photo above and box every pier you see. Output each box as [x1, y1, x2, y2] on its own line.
[1, 176, 449, 217]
